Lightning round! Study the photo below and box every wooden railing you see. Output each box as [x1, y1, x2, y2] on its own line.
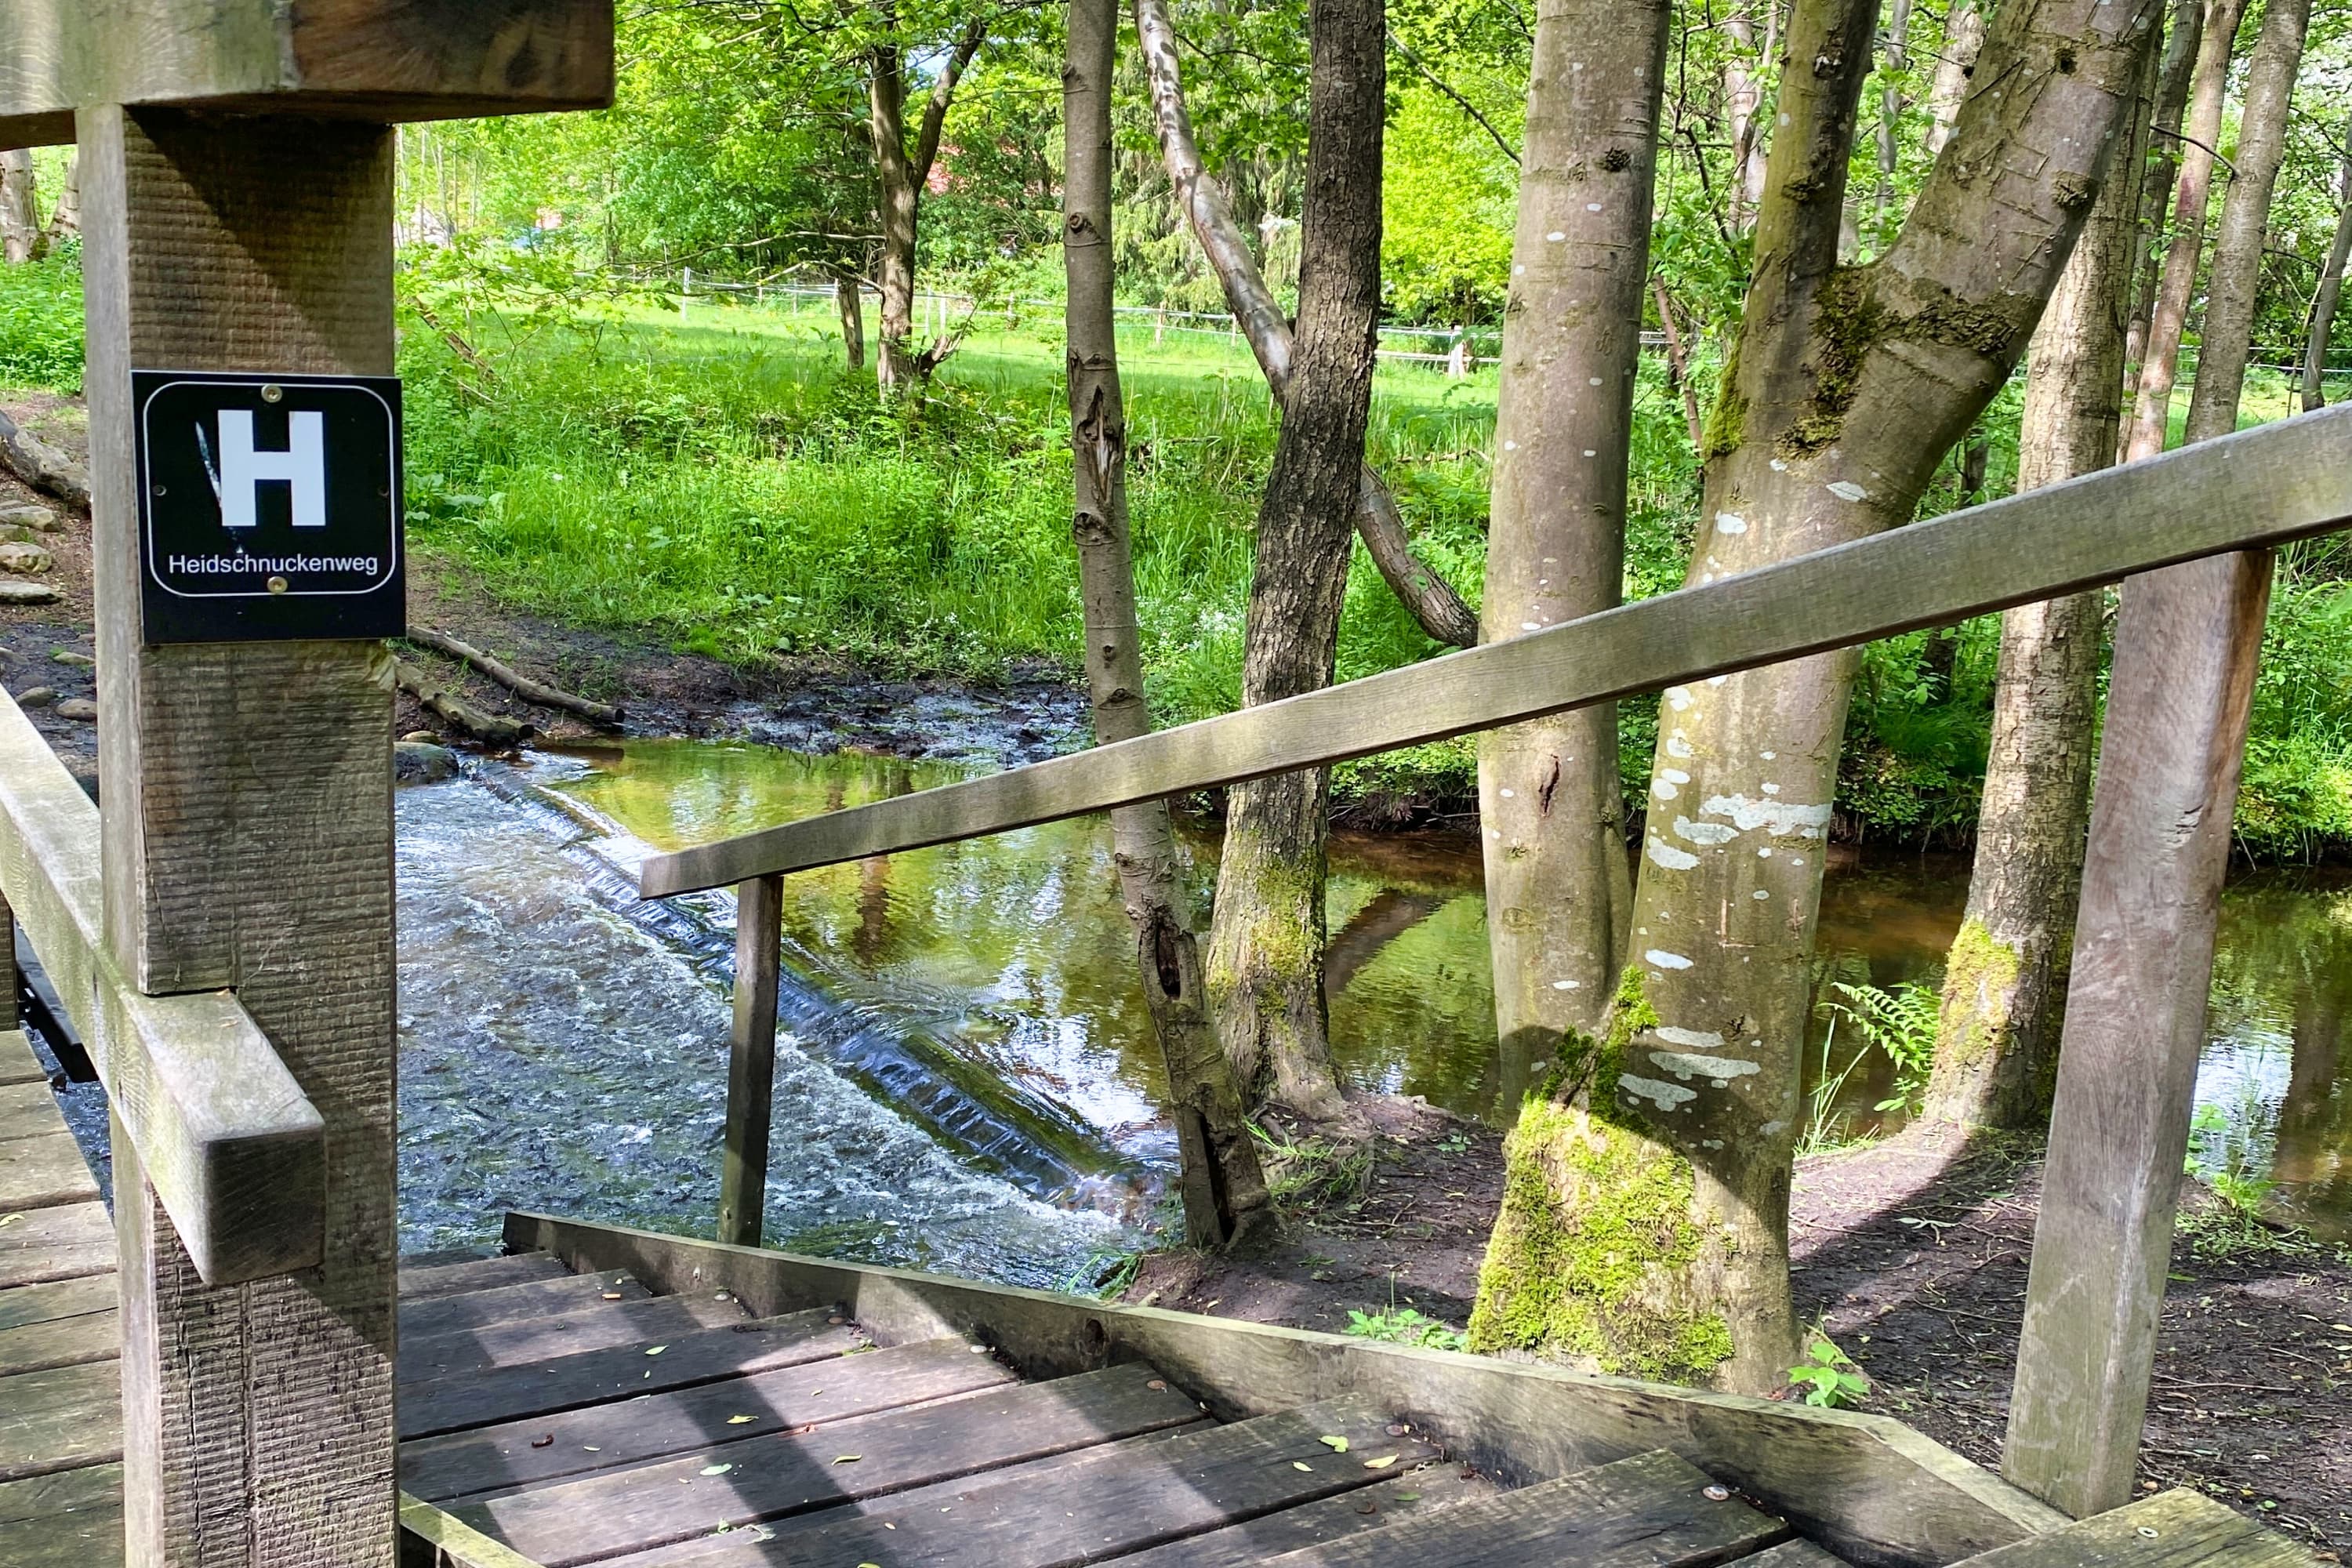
[642, 401, 2352, 898]
[0, 690, 324, 1285]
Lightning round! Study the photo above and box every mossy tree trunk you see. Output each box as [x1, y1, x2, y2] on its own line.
[1203, 0, 1385, 1120]
[1483, 0, 2161, 1395]
[1474, 0, 1668, 1108]
[1064, 0, 1272, 1246]
[1926, 52, 2155, 1130]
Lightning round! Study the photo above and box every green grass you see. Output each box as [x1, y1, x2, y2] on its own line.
[0, 250, 85, 393]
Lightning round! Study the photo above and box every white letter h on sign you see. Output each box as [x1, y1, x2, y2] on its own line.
[217, 408, 326, 528]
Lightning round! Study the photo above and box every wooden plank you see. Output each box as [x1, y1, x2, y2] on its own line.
[2004, 554, 2274, 1518]
[510, 1212, 2063, 1568]
[1106, 1467, 1498, 1568]
[0, 1362, 125, 1481]
[0, 1029, 43, 1087]
[0, 0, 613, 151]
[82, 104, 398, 1567]
[680, 1399, 1440, 1566]
[401, 1252, 571, 1301]
[0, 1271, 115, 1331]
[0, 1129, 100, 1211]
[0, 1201, 113, 1288]
[0, 1304, 115, 1375]
[640, 403, 2352, 898]
[453, 1363, 1204, 1566]
[401, 1336, 1021, 1503]
[399, 1493, 552, 1568]
[1948, 1489, 2308, 1566]
[0, 1501, 125, 1568]
[719, 873, 782, 1248]
[398, 1309, 860, 1439]
[1250, 1450, 1785, 1567]
[0, 1461, 122, 1526]
[399, 1268, 649, 1341]
[0, 689, 324, 1284]
[0, 1078, 62, 1137]
[400, 1291, 747, 1383]
[1744, 1544, 1854, 1566]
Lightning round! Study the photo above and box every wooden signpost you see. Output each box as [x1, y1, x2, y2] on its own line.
[0, 4, 610, 1562]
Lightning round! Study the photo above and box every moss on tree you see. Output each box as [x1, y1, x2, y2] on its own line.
[1467, 968, 1737, 1384]
[1936, 916, 2024, 1068]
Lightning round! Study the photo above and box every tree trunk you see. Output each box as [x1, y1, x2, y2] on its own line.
[0, 151, 39, 264]
[1653, 276, 1707, 454]
[1924, 0, 1983, 158]
[1134, 0, 1479, 649]
[2123, 0, 2205, 397]
[867, 21, 985, 395]
[2123, 0, 2249, 463]
[1538, 0, 2160, 1394]
[1064, 0, 1272, 1246]
[1473, 0, 1665, 1105]
[2181, 0, 2310, 445]
[1724, 4, 1775, 230]
[1875, 0, 1916, 245]
[1203, 0, 1385, 1120]
[41, 153, 76, 249]
[2303, 128, 2352, 412]
[1925, 50, 2154, 1131]
[835, 263, 867, 372]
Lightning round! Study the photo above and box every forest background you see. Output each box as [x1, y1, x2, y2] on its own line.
[4, 0, 2352, 858]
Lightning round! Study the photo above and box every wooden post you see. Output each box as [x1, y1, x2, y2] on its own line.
[82, 103, 405, 1564]
[718, 873, 782, 1247]
[2004, 550, 2274, 1517]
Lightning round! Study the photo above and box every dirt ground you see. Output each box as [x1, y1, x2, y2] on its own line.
[1127, 1109, 2352, 1556]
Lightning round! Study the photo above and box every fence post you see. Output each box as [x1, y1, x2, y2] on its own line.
[83, 105, 402, 1563]
[718, 873, 783, 1247]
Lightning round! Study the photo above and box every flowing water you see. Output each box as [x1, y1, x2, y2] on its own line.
[391, 738, 2352, 1283]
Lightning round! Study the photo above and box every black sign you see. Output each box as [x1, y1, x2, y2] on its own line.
[135, 370, 405, 645]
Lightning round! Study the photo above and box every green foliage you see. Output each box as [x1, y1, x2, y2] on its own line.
[1250, 1120, 1375, 1211]
[1345, 1306, 1469, 1352]
[1824, 981, 1940, 1116]
[1787, 1331, 1871, 1408]
[0, 251, 85, 393]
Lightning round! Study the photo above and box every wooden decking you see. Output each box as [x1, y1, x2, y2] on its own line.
[0, 1028, 122, 1566]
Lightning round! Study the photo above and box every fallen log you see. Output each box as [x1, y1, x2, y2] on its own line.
[0, 408, 89, 508]
[391, 658, 535, 749]
[406, 625, 623, 728]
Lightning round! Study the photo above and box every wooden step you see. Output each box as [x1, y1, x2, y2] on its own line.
[632, 1398, 1443, 1566]
[397, 1266, 652, 1340]
[1252, 1450, 1788, 1567]
[0, 1273, 116, 1378]
[402, 1334, 1021, 1502]
[399, 1289, 749, 1382]
[0, 1202, 110, 1290]
[455, 1363, 1206, 1566]
[1105, 1464, 1497, 1567]
[1947, 1490, 2312, 1566]
[0, 1361, 123, 1483]
[400, 1250, 574, 1301]
[399, 1308, 862, 1439]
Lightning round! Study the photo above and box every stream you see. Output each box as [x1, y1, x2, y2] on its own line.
[388, 739, 2352, 1281]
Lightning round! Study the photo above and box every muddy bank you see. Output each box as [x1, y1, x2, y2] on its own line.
[1124, 1115, 2352, 1556]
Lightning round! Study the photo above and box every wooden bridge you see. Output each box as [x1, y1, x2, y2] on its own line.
[0, 0, 2339, 1563]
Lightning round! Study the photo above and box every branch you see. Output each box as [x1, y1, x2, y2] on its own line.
[913, 18, 990, 187]
[1388, 31, 1519, 165]
[405, 626, 623, 728]
[2151, 122, 2238, 178]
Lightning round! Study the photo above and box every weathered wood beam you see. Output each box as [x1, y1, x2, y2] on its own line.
[0, 687, 322, 1285]
[642, 402, 2352, 898]
[717, 873, 782, 1248]
[0, 0, 613, 150]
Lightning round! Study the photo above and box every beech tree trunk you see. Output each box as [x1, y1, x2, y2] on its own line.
[0, 151, 38, 264]
[2303, 129, 2352, 412]
[2123, 0, 2205, 396]
[1471, 0, 1666, 1116]
[834, 263, 866, 372]
[1203, 0, 1385, 1120]
[1925, 53, 2154, 1131]
[2182, 0, 2310, 446]
[1064, 0, 1272, 1246]
[1133, 0, 1479, 649]
[1527, 0, 2161, 1394]
[868, 20, 984, 394]
[2123, 0, 2249, 463]
[1923, 0, 1983, 158]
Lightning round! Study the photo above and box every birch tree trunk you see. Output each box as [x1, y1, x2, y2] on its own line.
[2303, 130, 2352, 412]
[0, 151, 38, 264]
[1925, 53, 2154, 1130]
[1923, 0, 1983, 158]
[2123, 0, 2206, 395]
[1064, 0, 1272, 1245]
[1472, 0, 1667, 1118]
[1203, 0, 1385, 1120]
[1134, 0, 1479, 648]
[2181, 0, 2310, 446]
[2123, 0, 2249, 463]
[1477, 0, 2160, 1393]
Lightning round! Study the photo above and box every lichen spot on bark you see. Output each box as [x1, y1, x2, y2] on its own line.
[1467, 969, 1737, 1383]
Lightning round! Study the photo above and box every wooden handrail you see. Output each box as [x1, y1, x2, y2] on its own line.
[0, 689, 324, 1284]
[641, 402, 2352, 899]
